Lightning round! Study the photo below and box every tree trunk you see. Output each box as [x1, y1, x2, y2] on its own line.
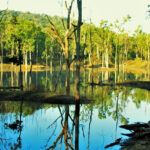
[89, 22, 93, 66]
[136, 47, 138, 59]
[46, 49, 48, 68]
[11, 70, 14, 87]
[75, 3, 82, 148]
[18, 40, 23, 88]
[105, 48, 109, 68]
[75, 0, 82, 102]
[29, 71, 31, 90]
[65, 34, 70, 70]
[89, 52, 91, 65]
[45, 70, 48, 90]
[24, 50, 28, 70]
[147, 46, 149, 74]
[104, 71, 108, 81]
[122, 53, 125, 79]
[83, 32, 87, 65]
[11, 43, 14, 56]
[64, 105, 69, 149]
[29, 51, 32, 73]
[36, 43, 38, 66]
[87, 109, 93, 150]
[0, 71, 3, 87]
[115, 44, 118, 69]
[117, 51, 120, 75]
[15, 71, 18, 87]
[102, 53, 104, 68]
[75, 101, 80, 150]
[11, 44, 14, 87]
[24, 70, 27, 90]
[0, 38, 3, 72]
[97, 46, 100, 65]
[66, 66, 70, 95]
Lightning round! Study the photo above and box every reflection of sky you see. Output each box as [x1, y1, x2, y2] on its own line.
[1, 71, 150, 149]
[1, 96, 150, 150]
[123, 101, 150, 123]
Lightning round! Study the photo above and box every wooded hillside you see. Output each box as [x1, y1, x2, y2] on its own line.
[0, 10, 150, 69]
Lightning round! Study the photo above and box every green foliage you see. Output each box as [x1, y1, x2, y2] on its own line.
[0, 10, 150, 66]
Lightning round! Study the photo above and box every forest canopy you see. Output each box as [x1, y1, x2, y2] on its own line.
[0, 10, 150, 68]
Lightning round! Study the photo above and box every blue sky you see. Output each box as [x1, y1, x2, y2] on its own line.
[0, 0, 150, 33]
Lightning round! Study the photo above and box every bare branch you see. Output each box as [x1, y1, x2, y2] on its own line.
[69, 114, 75, 125]
[67, 0, 75, 29]
[47, 111, 65, 129]
[43, 122, 57, 148]
[69, 0, 75, 13]
[70, 113, 75, 147]
[58, 105, 64, 126]
[65, 0, 74, 13]
[61, 18, 66, 30]
[65, 143, 74, 150]
[65, 1, 69, 12]
[68, 22, 83, 38]
[46, 15, 65, 50]
[46, 128, 64, 150]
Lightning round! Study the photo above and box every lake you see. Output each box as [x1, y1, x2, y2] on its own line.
[0, 68, 150, 150]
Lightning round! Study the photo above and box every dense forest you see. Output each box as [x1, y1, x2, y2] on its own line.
[0, 10, 150, 69]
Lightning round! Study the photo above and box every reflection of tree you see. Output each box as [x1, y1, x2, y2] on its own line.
[87, 106, 93, 150]
[90, 86, 131, 124]
[0, 71, 3, 87]
[2, 101, 23, 149]
[131, 88, 150, 108]
[46, 27, 81, 148]
[114, 94, 119, 140]
[75, 102, 80, 150]
[112, 87, 129, 125]
[0, 101, 44, 117]
[46, 105, 74, 150]
[45, 103, 81, 150]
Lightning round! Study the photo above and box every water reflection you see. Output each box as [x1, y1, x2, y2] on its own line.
[1, 67, 150, 149]
[0, 69, 148, 92]
[1, 93, 150, 150]
[0, 68, 147, 95]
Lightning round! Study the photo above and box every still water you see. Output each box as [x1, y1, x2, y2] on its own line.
[0, 69, 150, 150]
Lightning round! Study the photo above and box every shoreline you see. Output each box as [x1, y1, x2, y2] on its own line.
[0, 59, 150, 75]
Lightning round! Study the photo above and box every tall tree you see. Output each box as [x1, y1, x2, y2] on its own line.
[75, 0, 82, 150]
[47, 0, 75, 69]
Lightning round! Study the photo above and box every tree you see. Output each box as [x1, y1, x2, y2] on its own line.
[113, 15, 131, 74]
[47, 0, 77, 95]
[47, 0, 75, 69]
[0, 20, 6, 69]
[75, 1, 82, 150]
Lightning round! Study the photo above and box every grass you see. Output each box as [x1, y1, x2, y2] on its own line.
[124, 59, 150, 74]
[0, 59, 150, 74]
[0, 64, 50, 72]
[85, 59, 150, 74]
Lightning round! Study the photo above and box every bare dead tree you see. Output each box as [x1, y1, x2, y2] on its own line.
[46, 0, 77, 70]
[46, 0, 79, 95]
